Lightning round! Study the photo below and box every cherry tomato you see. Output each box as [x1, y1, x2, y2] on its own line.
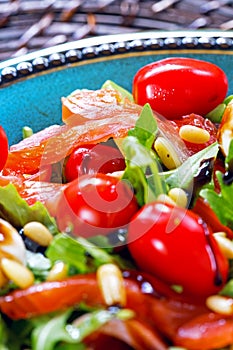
[65, 143, 125, 182]
[133, 57, 228, 120]
[56, 173, 138, 238]
[128, 202, 229, 297]
[0, 126, 8, 171]
[171, 113, 217, 154]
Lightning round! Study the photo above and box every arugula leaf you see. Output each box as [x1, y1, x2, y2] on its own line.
[200, 171, 233, 230]
[123, 166, 148, 206]
[128, 103, 158, 149]
[122, 136, 167, 205]
[165, 142, 219, 191]
[31, 310, 77, 350]
[101, 80, 134, 102]
[46, 234, 88, 273]
[0, 184, 58, 235]
[32, 309, 122, 350]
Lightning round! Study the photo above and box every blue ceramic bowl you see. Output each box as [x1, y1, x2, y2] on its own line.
[0, 30, 233, 145]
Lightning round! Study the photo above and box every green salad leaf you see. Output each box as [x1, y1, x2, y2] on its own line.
[200, 171, 233, 230]
[46, 233, 132, 273]
[0, 315, 33, 350]
[32, 309, 125, 350]
[122, 136, 167, 205]
[200, 139, 233, 230]
[46, 234, 88, 274]
[220, 279, 233, 298]
[128, 103, 158, 149]
[0, 315, 9, 349]
[165, 142, 219, 191]
[0, 184, 58, 235]
[31, 310, 77, 350]
[225, 139, 233, 171]
[101, 79, 134, 102]
[121, 103, 166, 206]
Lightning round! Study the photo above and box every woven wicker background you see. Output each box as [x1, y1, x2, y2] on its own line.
[0, 0, 233, 61]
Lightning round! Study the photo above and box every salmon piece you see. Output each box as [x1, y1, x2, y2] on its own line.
[4, 89, 189, 175]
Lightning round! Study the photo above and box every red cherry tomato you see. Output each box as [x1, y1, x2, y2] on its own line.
[0, 126, 8, 171]
[56, 173, 138, 238]
[128, 202, 229, 297]
[171, 113, 217, 154]
[133, 57, 228, 120]
[65, 143, 125, 182]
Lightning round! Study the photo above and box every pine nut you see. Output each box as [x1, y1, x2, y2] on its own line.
[46, 261, 68, 281]
[213, 234, 233, 259]
[23, 222, 53, 247]
[154, 137, 181, 170]
[157, 194, 176, 206]
[179, 125, 210, 144]
[1, 258, 34, 289]
[97, 263, 126, 307]
[0, 218, 26, 264]
[168, 188, 188, 208]
[213, 231, 227, 238]
[206, 295, 233, 316]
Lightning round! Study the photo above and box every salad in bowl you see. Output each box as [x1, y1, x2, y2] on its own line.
[0, 55, 233, 350]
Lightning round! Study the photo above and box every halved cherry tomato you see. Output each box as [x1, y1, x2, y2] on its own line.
[171, 113, 217, 155]
[174, 312, 233, 349]
[128, 202, 229, 298]
[0, 271, 186, 320]
[65, 143, 125, 182]
[56, 173, 138, 237]
[0, 271, 232, 349]
[0, 126, 8, 171]
[133, 57, 228, 120]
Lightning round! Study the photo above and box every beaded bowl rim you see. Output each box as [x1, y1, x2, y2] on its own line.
[0, 30, 233, 86]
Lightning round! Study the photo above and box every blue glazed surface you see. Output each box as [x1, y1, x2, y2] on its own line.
[1, 47, 233, 145]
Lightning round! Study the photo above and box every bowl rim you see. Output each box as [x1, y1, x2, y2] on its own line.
[0, 30, 232, 86]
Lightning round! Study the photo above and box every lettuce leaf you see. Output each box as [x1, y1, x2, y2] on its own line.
[46, 234, 132, 274]
[0, 184, 58, 235]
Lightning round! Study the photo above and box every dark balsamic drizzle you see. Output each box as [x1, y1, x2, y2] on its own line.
[200, 218, 224, 287]
[193, 157, 214, 189]
[19, 228, 46, 254]
[222, 170, 233, 185]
